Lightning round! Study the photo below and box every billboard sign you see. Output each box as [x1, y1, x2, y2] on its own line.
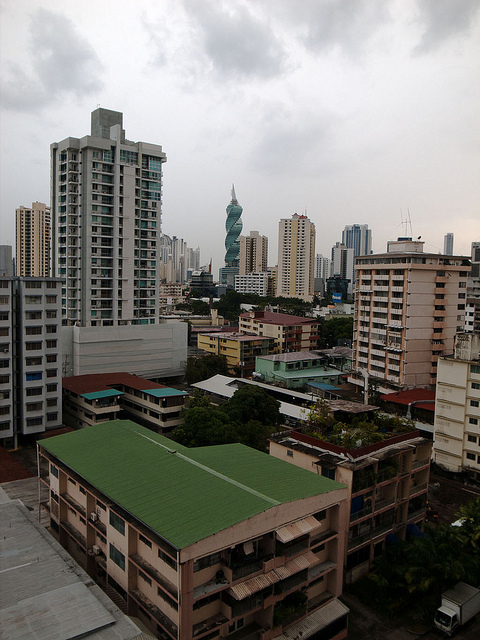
[332, 293, 343, 303]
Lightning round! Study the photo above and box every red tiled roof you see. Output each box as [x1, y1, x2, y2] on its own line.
[380, 388, 435, 412]
[239, 311, 318, 326]
[62, 372, 168, 395]
[0, 447, 34, 483]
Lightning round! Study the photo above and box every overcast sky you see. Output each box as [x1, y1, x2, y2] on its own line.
[1, 0, 479, 275]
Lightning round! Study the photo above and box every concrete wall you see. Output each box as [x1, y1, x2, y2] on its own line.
[61, 321, 187, 379]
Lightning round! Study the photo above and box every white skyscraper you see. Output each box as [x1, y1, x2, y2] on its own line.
[342, 224, 372, 257]
[444, 233, 454, 255]
[277, 213, 315, 301]
[51, 108, 166, 327]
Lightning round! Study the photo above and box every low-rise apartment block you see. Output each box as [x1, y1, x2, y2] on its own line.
[270, 429, 431, 583]
[39, 420, 350, 640]
[197, 331, 278, 376]
[433, 333, 480, 479]
[0, 276, 62, 446]
[63, 372, 187, 434]
[254, 352, 345, 390]
[239, 311, 321, 353]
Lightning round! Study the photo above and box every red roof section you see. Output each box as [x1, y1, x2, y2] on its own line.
[380, 388, 436, 412]
[0, 447, 34, 483]
[63, 372, 169, 395]
[239, 311, 318, 326]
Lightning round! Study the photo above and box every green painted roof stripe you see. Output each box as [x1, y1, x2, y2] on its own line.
[80, 389, 124, 400]
[40, 420, 345, 549]
[142, 388, 187, 397]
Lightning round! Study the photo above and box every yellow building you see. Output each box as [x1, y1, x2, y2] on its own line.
[238, 311, 321, 353]
[197, 331, 278, 375]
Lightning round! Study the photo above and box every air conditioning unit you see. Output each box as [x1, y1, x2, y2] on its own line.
[90, 512, 97, 522]
[92, 545, 101, 556]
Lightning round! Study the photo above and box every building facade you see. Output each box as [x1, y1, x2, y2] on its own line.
[0, 245, 14, 277]
[270, 430, 431, 583]
[465, 241, 480, 333]
[15, 202, 51, 277]
[197, 331, 278, 375]
[255, 352, 345, 389]
[331, 243, 354, 292]
[39, 420, 350, 640]
[239, 231, 268, 275]
[443, 233, 454, 255]
[51, 108, 166, 327]
[239, 311, 321, 353]
[234, 273, 268, 296]
[433, 333, 480, 478]
[341, 225, 372, 258]
[277, 214, 315, 302]
[350, 239, 470, 394]
[62, 372, 187, 434]
[0, 277, 62, 445]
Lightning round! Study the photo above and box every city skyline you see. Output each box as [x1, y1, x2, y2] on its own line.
[1, 1, 479, 274]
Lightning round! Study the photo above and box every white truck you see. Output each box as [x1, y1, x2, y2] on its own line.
[434, 582, 480, 636]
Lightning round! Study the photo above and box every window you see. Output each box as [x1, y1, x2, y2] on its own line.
[47, 398, 57, 407]
[471, 400, 479, 408]
[97, 500, 106, 511]
[26, 387, 42, 396]
[472, 383, 480, 390]
[469, 418, 478, 425]
[109, 544, 125, 570]
[193, 551, 221, 572]
[47, 412, 58, 421]
[26, 417, 42, 427]
[79, 485, 87, 495]
[46, 383, 57, 392]
[109, 511, 125, 535]
[139, 534, 152, 548]
[157, 586, 178, 610]
[50, 464, 59, 478]
[46, 369, 58, 378]
[46, 281, 57, 289]
[46, 296, 57, 304]
[193, 592, 220, 610]
[68, 477, 76, 486]
[139, 570, 152, 586]
[287, 450, 294, 457]
[46, 325, 57, 334]
[468, 435, 477, 443]
[26, 402, 42, 412]
[158, 548, 177, 570]
[314, 509, 327, 521]
[466, 453, 475, 461]
[472, 365, 480, 374]
[25, 296, 41, 304]
[26, 311, 42, 320]
[26, 357, 42, 366]
[46, 310, 57, 318]
[26, 342, 42, 351]
[26, 372, 42, 381]
[26, 326, 42, 335]
[46, 354, 57, 363]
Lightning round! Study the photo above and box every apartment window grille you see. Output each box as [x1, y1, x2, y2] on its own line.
[109, 544, 125, 571]
[109, 511, 125, 535]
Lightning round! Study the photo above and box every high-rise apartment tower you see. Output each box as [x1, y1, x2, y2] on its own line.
[51, 108, 166, 326]
[350, 238, 470, 393]
[277, 213, 315, 301]
[444, 233, 454, 255]
[15, 202, 51, 277]
[239, 230, 268, 275]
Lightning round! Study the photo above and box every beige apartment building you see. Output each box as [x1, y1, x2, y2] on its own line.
[39, 420, 350, 640]
[239, 231, 268, 275]
[238, 311, 321, 353]
[350, 239, 470, 394]
[270, 429, 432, 584]
[277, 214, 315, 302]
[433, 333, 480, 479]
[197, 331, 278, 376]
[15, 202, 51, 277]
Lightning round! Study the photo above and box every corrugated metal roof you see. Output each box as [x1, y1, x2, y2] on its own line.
[228, 551, 320, 600]
[275, 516, 322, 543]
[81, 389, 124, 400]
[142, 388, 187, 398]
[272, 598, 349, 639]
[40, 420, 345, 550]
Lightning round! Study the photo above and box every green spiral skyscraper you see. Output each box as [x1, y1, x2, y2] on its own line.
[225, 185, 243, 266]
[219, 186, 243, 287]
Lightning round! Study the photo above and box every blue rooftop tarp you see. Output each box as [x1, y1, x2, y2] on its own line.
[81, 389, 124, 400]
[142, 388, 187, 398]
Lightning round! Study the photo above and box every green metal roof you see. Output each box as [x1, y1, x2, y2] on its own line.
[142, 388, 187, 398]
[40, 420, 345, 550]
[80, 389, 124, 400]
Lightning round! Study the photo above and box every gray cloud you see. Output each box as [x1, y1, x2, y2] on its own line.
[1, 9, 103, 112]
[251, 107, 336, 174]
[183, 0, 287, 80]
[414, 0, 480, 53]
[268, 0, 391, 55]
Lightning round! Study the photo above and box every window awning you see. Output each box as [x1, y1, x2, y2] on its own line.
[227, 550, 320, 600]
[275, 516, 322, 544]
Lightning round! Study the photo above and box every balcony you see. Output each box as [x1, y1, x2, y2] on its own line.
[129, 587, 178, 638]
[350, 505, 373, 523]
[60, 520, 86, 548]
[412, 458, 429, 470]
[409, 481, 428, 497]
[60, 493, 86, 517]
[130, 553, 178, 598]
[374, 496, 395, 512]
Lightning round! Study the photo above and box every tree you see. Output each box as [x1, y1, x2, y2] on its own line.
[238, 419, 276, 452]
[186, 388, 211, 410]
[171, 406, 237, 447]
[185, 354, 229, 385]
[224, 385, 281, 427]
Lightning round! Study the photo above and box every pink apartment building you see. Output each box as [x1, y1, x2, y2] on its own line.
[39, 420, 350, 640]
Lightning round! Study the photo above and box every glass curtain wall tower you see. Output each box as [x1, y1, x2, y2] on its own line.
[51, 108, 166, 327]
